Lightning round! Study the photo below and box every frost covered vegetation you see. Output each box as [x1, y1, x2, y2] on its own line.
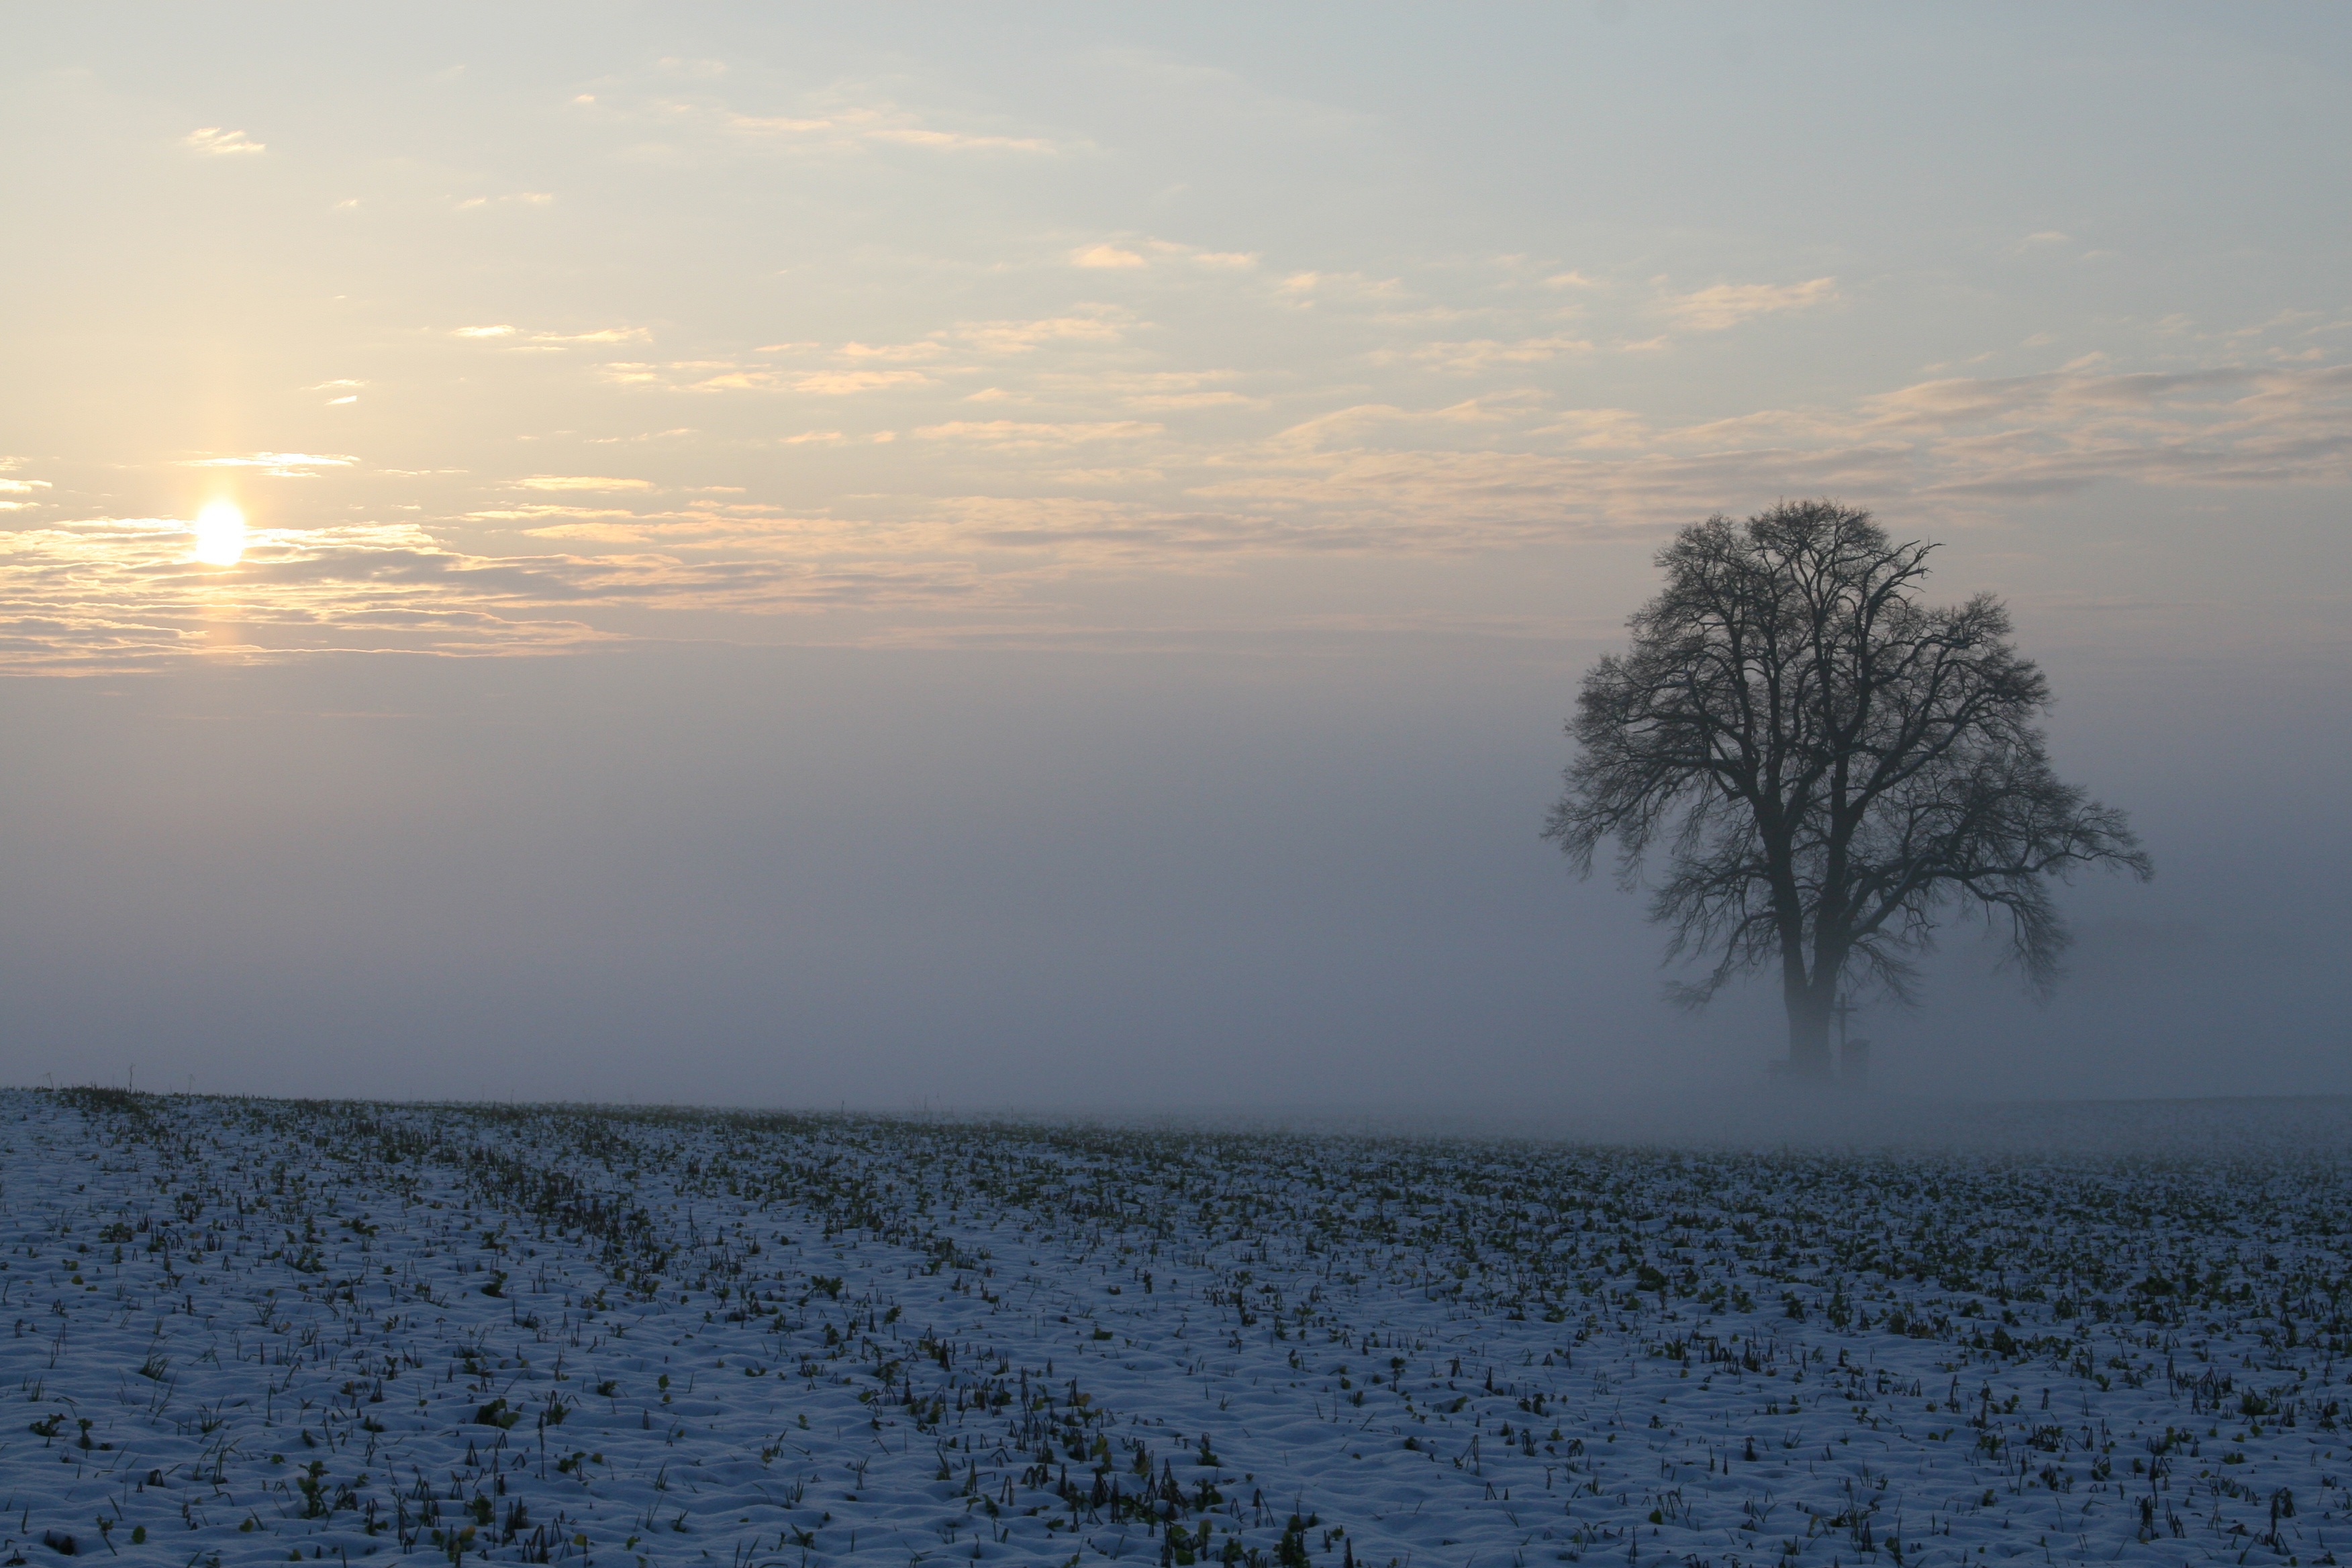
[6, 1090, 2352, 1568]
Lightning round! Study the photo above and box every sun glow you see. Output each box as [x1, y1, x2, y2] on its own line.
[191, 500, 246, 566]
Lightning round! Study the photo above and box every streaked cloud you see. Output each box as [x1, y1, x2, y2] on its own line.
[956, 312, 1128, 354]
[721, 103, 1056, 155]
[1275, 271, 1406, 309]
[454, 324, 648, 348]
[1036, 370, 1260, 412]
[9, 344, 2343, 669]
[1123, 391, 1263, 411]
[1411, 334, 1595, 373]
[183, 127, 264, 156]
[839, 341, 946, 362]
[1176, 360, 2352, 544]
[581, 313, 1130, 398]
[1662, 277, 1837, 331]
[793, 370, 937, 395]
[0, 516, 997, 671]
[25, 58, 2350, 673]
[515, 475, 656, 492]
[180, 452, 357, 477]
[536, 327, 648, 345]
[915, 420, 1163, 448]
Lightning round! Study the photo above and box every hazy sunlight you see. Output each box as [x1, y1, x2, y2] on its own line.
[191, 500, 245, 566]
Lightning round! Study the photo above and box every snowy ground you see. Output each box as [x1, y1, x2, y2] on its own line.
[3, 1089, 2349, 1568]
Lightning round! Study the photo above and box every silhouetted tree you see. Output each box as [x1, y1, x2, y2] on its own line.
[1545, 501, 2151, 1080]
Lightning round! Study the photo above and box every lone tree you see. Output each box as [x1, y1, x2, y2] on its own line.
[1545, 500, 2151, 1080]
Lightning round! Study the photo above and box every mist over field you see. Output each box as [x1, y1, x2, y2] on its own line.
[1, 4, 2347, 1114]
[0, 631, 2341, 1114]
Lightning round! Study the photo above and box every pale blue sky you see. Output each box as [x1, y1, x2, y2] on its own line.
[0, 5, 2344, 1106]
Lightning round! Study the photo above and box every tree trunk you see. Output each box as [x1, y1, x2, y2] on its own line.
[1784, 982, 1836, 1081]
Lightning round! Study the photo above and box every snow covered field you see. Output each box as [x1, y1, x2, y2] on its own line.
[3, 1089, 2349, 1568]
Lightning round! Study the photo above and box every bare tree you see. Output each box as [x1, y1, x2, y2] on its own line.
[1545, 501, 2151, 1080]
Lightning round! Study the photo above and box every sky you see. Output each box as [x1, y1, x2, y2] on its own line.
[0, 3, 2345, 1114]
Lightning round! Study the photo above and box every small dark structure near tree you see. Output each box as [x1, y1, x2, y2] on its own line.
[1545, 501, 2151, 1081]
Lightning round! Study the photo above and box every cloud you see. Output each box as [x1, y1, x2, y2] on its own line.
[1124, 391, 1265, 411]
[599, 315, 1128, 396]
[591, 360, 941, 395]
[718, 113, 828, 135]
[183, 127, 264, 156]
[536, 328, 650, 345]
[683, 368, 785, 392]
[0, 513, 999, 671]
[1412, 335, 1595, 373]
[465, 505, 646, 522]
[1073, 244, 1147, 269]
[1526, 408, 1652, 448]
[861, 126, 1052, 154]
[515, 476, 656, 492]
[454, 324, 649, 348]
[1033, 371, 1261, 412]
[181, 452, 356, 477]
[792, 371, 936, 395]
[1258, 395, 1534, 454]
[914, 420, 1162, 449]
[1662, 277, 1838, 331]
[1859, 366, 2257, 426]
[30, 294, 2341, 664]
[1043, 468, 1165, 487]
[723, 103, 1056, 155]
[1275, 271, 1406, 309]
[587, 360, 775, 393]
[956, 313, 1128, 354]
[838, 341, 946, 363]
[1865, 363, 2352, 495]
[1134, 240, 1261, 270]
[1169, 358, 2352, 550]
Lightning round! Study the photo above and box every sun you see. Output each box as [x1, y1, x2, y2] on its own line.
[191, 500, 246, 566]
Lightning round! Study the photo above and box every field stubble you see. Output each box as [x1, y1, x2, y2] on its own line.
[2, 1089, 2348, 1568]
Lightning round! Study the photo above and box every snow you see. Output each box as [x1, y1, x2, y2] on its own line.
[3, 1088, 2349, 1567]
